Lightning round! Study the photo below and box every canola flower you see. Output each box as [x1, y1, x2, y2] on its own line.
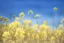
[43, 20, 47, 25]
[42, 31, 47, 37]
[9, 21, 20, 29]
[55, 29, 63, 37]
[1, 20, 64, 43]
[33, 24, 38, 29]
[14, 28, 25, 39]
[22, 20, 32, 24]
[28, 10, 33, 14]
[19, 12, 25, 18]
[35, 34, 39, 39]
[50, 36, 55, 41]
[34, 14, 40, 18]
[53, 7, 58, 11]
[2, 31, 10, 37]
[15, 17, 20, 21]
[39, 23, 50, 30]
[1, 10, 64, 43]
[27, 33, 30, 37]
[39, 20, 50, 30]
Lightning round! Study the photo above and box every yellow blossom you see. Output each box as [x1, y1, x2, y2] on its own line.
[27, 33, 30, 37]
[14, 28, 25, 39]
[15, 17, 20, 21]
[50, 36, 55, 40]
[22, 20, 32, 24]
[36, 34, 39, 39]
[28, 10, 33, 14]
[9, 21, 20, 29]
[2, 31, 10, 37]
[19, 12, 25, 18]
[53, 7, 58, 11]
[34, 24, 38, 29]
[39, 24, 50, 30]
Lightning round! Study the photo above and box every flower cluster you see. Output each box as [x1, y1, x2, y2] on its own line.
[0, 10, 64, 43]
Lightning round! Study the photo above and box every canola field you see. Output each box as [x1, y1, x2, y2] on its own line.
[0, 10, 64, 43]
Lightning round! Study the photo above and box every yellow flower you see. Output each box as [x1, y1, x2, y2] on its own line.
[43, 20, 47, 25]
[53, 7, 58, 11]
[27, 33, 30, 37]
[34, 14, 40, 18]
[9, 21, 20, 29]
[39, 24, 50, 30]
[36, 34, 39, 39]
[15, 28, 25, 36]
[43, 31, 47, 37]
[34, 24, 38, 29]
[55, 30, 62, 37]
[28, 20, 32, 24]
[15, 17, 20, 21]
[19, 12, 25, 18]
[50, 36, 55, 40]
[39, 25, 43, 29]
[23, 20, 32, 24]
[28, 10, 33, 14]
[2, 31, 10, 37]
[32, 34, 35, 39]
[20, 34, 25, 39]
[14, 28, 25, 39]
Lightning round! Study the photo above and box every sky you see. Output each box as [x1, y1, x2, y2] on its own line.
[0, 0, 64, 29]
